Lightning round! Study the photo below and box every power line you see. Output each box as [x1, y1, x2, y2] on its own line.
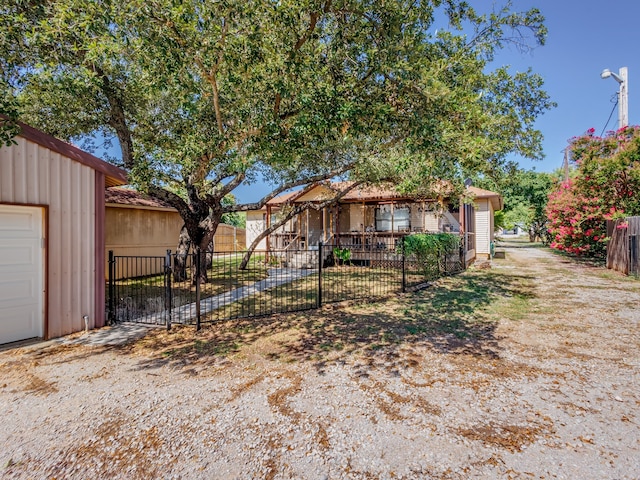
[600, 96, 619, 137]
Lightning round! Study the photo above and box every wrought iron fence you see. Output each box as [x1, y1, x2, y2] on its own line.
[107, 235, 466, 328]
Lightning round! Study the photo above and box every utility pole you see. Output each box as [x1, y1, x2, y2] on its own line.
[563, 148, 569, 182]
[619, 67, 629, 128]
[601, 67, 629, 128]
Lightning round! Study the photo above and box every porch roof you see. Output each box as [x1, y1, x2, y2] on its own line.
[263, 182, 503, 211]
[266, 182, 422, 207]
[467, 186, 503, 211]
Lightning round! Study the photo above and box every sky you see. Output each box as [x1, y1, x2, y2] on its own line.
[498, 0, 640, 173]
[233, 0, 640, 202]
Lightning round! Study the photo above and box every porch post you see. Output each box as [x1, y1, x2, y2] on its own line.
[391, 202, 395, 235]
[335, 204, 340, 246]
[266, 204, 271, 260]
[306, 208, 309, 250]
[322, 207, 326, 242]
[361, 201, 365, 247]
[459, 199, 465, 260]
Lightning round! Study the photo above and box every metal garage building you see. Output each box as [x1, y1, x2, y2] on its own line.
[0, 122, 127, 345]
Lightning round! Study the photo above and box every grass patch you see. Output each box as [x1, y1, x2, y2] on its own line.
[128, 264, 540, 369]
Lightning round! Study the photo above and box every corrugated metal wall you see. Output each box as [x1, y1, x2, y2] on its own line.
[0, 137, 96, 338]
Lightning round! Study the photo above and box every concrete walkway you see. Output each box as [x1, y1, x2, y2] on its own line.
[60, 267, 317, 347]
[64, 322, 160, 346]
[131, 267, 316, 325]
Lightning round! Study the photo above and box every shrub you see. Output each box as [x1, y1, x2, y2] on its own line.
[401, 233, 460, 281]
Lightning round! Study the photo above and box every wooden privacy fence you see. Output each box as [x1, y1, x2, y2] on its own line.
[214, 224, 246, 253]
[607, 216, 640, 276]
[105, 224, 246, 280]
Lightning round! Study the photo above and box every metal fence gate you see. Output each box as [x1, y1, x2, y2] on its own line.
[107, 237, 465, 329]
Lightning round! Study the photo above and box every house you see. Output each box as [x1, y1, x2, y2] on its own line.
[0, 121, 127, 345]
[105, 187, 246, 278]
[245, 182, 502, 266]
[466, 186, 504, 261]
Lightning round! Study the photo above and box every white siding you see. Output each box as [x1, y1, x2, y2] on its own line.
[475, 199, 491, 258]
[410, 206, 421, 230]
[0, 137, 96, 338]
[246, 211, 267, 249]
[424, 212, 440, 231]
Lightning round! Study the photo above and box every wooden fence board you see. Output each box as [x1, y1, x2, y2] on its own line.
[607, 216, 640, 276]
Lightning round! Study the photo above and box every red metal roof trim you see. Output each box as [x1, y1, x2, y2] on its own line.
[14, 120, 127, 187]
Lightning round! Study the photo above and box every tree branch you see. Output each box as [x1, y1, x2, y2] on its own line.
[293, 12, 319, 51]
[147, 185, 192, 220]
[216, 172, 246, 200]
[226, 162, 356, 213]
[240, 180, 362, 268]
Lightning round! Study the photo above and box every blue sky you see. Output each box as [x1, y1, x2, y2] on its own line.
[501, 0, 640, 172]
[234, 0, 640, 202]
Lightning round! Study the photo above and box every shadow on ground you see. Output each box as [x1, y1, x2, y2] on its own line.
[127, 267, 537, 373]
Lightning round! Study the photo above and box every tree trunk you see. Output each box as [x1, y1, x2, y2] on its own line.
[173, 225, 191, 282]
[240, 209, 299, 270]
[194, 231, 215, 285]
[205, 238, 214, 270]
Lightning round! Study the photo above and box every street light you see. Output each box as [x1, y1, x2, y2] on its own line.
[601, 67, 628, 128]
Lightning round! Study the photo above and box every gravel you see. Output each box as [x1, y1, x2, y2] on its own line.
[1, 242, 639, 479]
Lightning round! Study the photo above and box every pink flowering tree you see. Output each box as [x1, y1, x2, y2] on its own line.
[547, 126, 640, 257]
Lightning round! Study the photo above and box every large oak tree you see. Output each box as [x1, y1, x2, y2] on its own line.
[1, 0, 553, 280]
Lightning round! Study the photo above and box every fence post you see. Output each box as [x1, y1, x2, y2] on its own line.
[195, 249, 201, 331]
[318, 241, 323, 308]
[108, 250, 115, 325]
[165, 249, 172, 331]
[401, 236, 406, 293]
[443, 245, 448, 276]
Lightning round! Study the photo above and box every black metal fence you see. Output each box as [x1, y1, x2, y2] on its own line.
[107, 236, 465, 328]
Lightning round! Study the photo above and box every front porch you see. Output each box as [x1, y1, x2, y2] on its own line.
[267, 201, 463, 253]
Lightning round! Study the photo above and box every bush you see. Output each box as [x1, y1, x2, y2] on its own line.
[401, 233, 460, 281]
[547, 126, 640, 257]
[332, 247, 352, 265]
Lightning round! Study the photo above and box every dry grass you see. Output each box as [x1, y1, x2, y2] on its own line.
[457, 419, 554, 453]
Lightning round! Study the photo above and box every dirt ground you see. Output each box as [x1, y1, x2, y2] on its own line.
[1, 241, 639, 479]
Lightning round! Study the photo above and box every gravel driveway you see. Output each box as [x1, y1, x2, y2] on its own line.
[1, 242, 639, 479]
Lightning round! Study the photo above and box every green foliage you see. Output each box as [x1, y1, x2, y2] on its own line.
[547, 126, 640, 257]
[473, 168, 553, 240]
[220, 195, 246, 228]
[402, 233, 460, 281]
[0, 79, 20, 146]
[494, 210, 506, 232]
[332, 247, 352, 265]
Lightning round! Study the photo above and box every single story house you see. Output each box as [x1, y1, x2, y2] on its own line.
[105, 187, 246, 278]
[246, 182, 502, 266]
[0, 121, 127, 345]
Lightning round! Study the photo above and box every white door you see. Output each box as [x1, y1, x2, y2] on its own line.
[0, 205, 44, 344]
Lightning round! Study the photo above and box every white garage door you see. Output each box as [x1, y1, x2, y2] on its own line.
[0, 205, 44, 344]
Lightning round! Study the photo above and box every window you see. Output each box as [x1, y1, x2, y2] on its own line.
[375, 206, 410, 232]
